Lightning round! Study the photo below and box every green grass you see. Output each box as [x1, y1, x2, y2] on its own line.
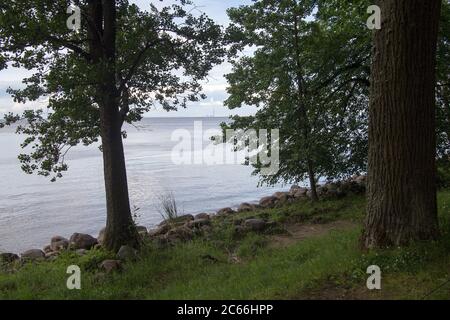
[1, 191, 450, 300]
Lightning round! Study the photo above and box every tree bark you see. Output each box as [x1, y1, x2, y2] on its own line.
[307, 159, 319, 201]
[362, 0, 441, 248]
[89, 0, 139, 251]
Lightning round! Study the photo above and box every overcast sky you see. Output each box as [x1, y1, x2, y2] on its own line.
[0, 0, 255, 118]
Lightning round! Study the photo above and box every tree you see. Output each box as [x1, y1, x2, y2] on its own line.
[223, 0, 370, 198]
[0, 0, 224, 251]
[362, 0, 442, 247]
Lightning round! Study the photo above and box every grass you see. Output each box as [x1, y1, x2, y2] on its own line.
[1, 191, 450, 300]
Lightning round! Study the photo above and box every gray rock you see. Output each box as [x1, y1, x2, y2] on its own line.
[244, 219, 266, 232]
[117, 245, 138, 261]
[238, 203, 255, 212]
[69, 233, 98, 250]
[187, 218, 211, 228]
[217, 207, 236, 215]
[259, 196, 277, 208]
[99, 259, 122, 273]
[50, 236, 69, 252]
[148, 224, 172, 237]
[136, 226, 147, 233]
[0, 252, 20, 264]
[166, 226, 194, 242]
[43, 245, 52, 254]
[194, 213, 210, 220]
[21, 249, 45, 261]
[45, 251, 59, 259]
[273, 192, 289, 204]
[159, 214, 194, 227]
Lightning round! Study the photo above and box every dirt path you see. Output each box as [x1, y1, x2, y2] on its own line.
[269, 220, 359, 248]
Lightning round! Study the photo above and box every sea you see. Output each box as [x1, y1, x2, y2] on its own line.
[0, 117, 288, 253]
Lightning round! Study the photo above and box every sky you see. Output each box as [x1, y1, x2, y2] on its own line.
[0, 0, 255, 118]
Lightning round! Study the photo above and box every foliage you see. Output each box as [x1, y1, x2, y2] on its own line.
[2, 190, 450, 299]
[0, 0, 225, 180]
[156, 192, 179, 222]
[222, 0, 371, 186]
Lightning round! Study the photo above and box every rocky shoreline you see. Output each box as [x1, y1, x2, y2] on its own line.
[0, 176, 366, 272]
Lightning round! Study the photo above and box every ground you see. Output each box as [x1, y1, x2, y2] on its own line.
[1, 191, 450, 300]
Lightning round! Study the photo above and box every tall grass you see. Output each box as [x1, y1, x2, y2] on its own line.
[156, 192, 179, 222]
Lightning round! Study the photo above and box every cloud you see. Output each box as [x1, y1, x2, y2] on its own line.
[0, 0, 255, 118]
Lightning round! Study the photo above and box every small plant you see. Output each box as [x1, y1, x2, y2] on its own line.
[157, 192, 179, 223]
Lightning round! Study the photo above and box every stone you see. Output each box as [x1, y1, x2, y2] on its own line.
[99, 259, 122, 273]
[187, 218, 211, 228]
[273, 192, 289, 204]
[148, 224, 172, 237]
[69, 233, 98, 250]
[259, 196, 277, 208]
[50, 236, 69, 252]
[217, 207, 236, 215]
[116, 245, 138, 261]
[136, 226, 147, 233]
[194, 213, 210, 220]
[21, 249, 45, 261]
[289, 186, 307, 197]
[238, 203, 254, 212]
[292, 188, 308, 199]
[244, 219, 266, 232]
[43, 245, 52, 254]
[45, 251, 59, 259]
[0, 253, 20, 264]
[166, 226, 194, 242]
[159, 214, 194, 227]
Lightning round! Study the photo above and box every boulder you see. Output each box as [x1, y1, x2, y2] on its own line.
[99, 260, 122, 273]
[217, 207, 236, 215]
[273, 192, 289, 204]
[148, 224, 172, 237]
[159, 214, 194, 227]
[166, 226, 194, 242]
[289, 186, 307, 197]
[187, 218, 211, 228]
[136, 226, 147, 233]
[259, 196, 277, 208]
[21, 249, 45, 261]
[244, 219, 266, 232]
[43, 245, 52, 254]
[45, 251, 59, 259]
[194, 213, 210, 220]
[238, 203, 254, 212]
[50, 236, 69, 252]
[0, 252, 19, 264]
[117, 245, 138, 261]
[69, 233, 98, 250]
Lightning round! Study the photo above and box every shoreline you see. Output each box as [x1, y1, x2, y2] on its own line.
[0, 176, 366, 260]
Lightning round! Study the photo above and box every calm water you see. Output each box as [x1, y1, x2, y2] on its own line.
[0, 117, 286, 253]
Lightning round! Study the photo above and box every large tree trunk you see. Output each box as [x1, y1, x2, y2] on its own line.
[92, 0, 139, 251]
[307, 159, 319, 202]
[362, 0, 441, 248]
[100, 100, 140, 251]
